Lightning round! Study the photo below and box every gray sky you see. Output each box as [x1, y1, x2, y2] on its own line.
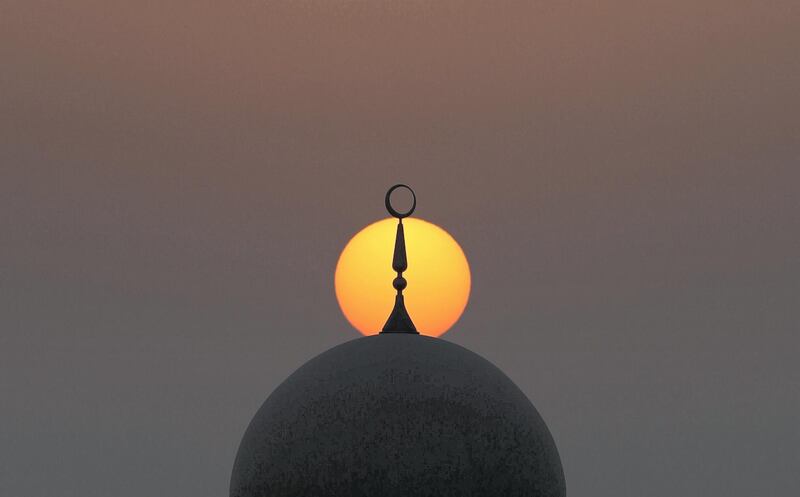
[1, 1, 798, 496]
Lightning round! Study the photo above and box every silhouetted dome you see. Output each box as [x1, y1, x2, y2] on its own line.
[230, 334, 565, 497]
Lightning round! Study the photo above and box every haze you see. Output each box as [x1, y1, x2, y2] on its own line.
[1, 2, 798, 496]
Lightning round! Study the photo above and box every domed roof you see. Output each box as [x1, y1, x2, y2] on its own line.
[230, 334, 565, 497]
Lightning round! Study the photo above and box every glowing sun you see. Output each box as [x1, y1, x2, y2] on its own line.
[335, 218, 470, 337]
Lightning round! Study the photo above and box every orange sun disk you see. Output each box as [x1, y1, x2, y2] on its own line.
[335, 218, 471, 337]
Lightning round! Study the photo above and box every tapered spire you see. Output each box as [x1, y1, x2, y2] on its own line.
[381, 184, 418, 334]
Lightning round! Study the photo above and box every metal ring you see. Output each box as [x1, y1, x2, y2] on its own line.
[385, 184, 416, 219]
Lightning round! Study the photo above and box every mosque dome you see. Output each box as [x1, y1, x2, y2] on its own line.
[230, 186, 565, 496]
[230, 333, 565, 497]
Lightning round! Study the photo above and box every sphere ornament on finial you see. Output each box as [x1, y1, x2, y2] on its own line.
[381, 184, 419, 334]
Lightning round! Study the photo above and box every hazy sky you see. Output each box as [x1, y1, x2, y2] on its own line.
[2, 2, 798, 496]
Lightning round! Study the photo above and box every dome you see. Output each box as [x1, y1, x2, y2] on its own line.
[230, 334, 565, 497]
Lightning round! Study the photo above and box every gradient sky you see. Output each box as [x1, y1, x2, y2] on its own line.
[2, 2, 798, 496]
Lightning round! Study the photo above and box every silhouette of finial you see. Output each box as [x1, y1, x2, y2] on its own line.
[380, 184, 419, 334]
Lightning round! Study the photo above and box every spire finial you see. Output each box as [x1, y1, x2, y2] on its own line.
[380, 184, 419, 334]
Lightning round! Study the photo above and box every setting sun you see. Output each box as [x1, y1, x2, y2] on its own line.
[335, 218, 470, 337]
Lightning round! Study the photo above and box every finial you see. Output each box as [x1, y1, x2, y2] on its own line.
[380, 184, 419, 334]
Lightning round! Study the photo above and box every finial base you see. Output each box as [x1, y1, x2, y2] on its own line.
[380, 295, 418, 334]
